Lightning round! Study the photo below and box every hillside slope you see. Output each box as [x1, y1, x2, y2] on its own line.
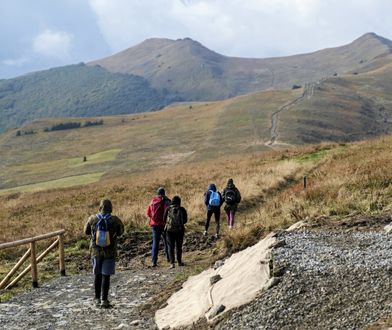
[91, 33, 392, 100]
[0, 64, 170, 132]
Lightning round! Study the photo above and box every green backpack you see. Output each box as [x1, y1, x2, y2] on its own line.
[165, 206, 183, 233]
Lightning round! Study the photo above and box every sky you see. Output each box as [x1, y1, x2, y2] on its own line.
[1, 0, 392, 79]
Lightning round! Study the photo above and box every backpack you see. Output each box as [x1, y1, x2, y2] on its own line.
[165, 206, 183, 232]
[151, 197, 165, 224]
[224, 189, 236, 205]
[209, 190, 221, 207]
[94, 213, 111, 247]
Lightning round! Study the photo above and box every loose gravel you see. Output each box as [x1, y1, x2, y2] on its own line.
[219, 230, 392, 330]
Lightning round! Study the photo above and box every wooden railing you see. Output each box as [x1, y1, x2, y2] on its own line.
[0, 229, 66, 290]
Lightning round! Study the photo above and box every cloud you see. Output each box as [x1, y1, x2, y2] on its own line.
[2, 57, 30, 67]
[32, 29, 74, 59]
[88, 0, 392, 58]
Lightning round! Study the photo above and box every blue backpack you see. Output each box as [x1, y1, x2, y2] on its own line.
[209, 190, 221, 207]
[94, 213, 111, 247]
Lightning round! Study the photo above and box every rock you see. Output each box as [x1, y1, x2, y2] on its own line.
[130, 320, 142, 326]
[210, 274, 222, 285]
[271, 239, 286, 249]
[208, 304, 226, 319]
[214, 260, 225, 270]
[384, 223, 392, 233]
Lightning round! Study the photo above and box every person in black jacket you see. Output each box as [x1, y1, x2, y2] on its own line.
[222, 178, 242, 229]
[203, 183, 223, 238]
[163, 196, 188, 269]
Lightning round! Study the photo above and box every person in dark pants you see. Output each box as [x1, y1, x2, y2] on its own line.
[203, 183, 223, 238]
[164, 196, 188, 268]
[84, 199, 124, 308]
[223, 178, 242, 229]
[147, 187, 171, 267]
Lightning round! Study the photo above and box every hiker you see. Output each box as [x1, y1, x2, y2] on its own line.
[164, 195, 188, 268]
[223, 178, 242, 229]
[203, 183, 223, 238]
[147, 187, 171, 267]
[84, 199, 124, 308]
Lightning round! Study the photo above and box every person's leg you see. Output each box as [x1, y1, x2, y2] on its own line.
[176, 233, 184, 265]
[94, 273, 102, 300]
[102, 275, 110, 302]
[204, 210, 213, 235]
[166, 232, 176, 267]
[92, 256, 103, 304]
[151, 226, 162, 266]
[214, 209, 221, 237]
[162, 231, 170, 262]
[225, 208, 230, 226]
[230, 210, 236, 227]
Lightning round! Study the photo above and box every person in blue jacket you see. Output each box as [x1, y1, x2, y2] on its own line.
[203, 183, 223, 238]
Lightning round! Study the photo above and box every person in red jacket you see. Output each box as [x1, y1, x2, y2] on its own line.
[147, 187, 171, 267]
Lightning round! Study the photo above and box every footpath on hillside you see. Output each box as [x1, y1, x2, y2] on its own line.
[2, 216, 392, 329]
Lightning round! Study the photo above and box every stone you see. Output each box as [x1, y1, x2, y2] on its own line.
[214, 260, 225, 270]
[208, 304, 226, 319]
[210, 274, 222, 285]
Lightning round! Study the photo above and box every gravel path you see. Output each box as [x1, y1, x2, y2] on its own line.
[220, 230, 392, 330]
[0, 268, 178, 330]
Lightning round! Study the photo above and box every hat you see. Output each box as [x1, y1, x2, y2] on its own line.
[171, 195, 181, 206]
[157, 187, 165, 196]
[99, 199, 112, 213]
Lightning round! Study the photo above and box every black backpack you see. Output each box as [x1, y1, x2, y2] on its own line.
[224, 189, 237, 205]
[165, 206, 183, 233]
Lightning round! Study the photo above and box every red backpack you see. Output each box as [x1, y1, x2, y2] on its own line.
[149, 196, 165, 226]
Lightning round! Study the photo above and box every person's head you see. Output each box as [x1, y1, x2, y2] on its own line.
[171, 195, 181, 206]
[99, 199, 112, 214]
[208, 183, 216, 192]
[157, 187, 165, 196]
[227, 178, 234, 185]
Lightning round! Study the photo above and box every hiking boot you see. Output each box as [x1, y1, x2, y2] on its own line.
[94, 298, 101, 307]
[215, 233, 220, 239]
[151, 263, 158, 268]
[203, 231, 208, 237]
[178, 262, 185, 267]
[101, 300, 113, 309]
[169, 263, 175, 269]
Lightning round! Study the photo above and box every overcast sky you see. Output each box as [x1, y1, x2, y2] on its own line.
[1, 0, 392, 79]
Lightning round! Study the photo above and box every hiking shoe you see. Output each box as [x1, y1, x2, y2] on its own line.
[101, 300, 113, 309]
[94, 298, 101, 307]
[169, 264, 175, 269]
[151, 263, 158, 268]
[215, 233, 220, 239]
[178, 262, 185, 267]
[203, 231, 208, 237]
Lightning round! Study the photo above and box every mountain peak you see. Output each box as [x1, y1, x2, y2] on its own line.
[353, 32, 392, 48]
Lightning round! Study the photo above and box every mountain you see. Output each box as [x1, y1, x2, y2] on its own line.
[0, 63, 169, 132]
[90, 33, 392, 100]
[1, 33, 392, 133]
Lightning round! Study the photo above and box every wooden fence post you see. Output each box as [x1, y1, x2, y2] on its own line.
[304, 176, 307, 189]
[59, 234, 66, 276]
[30, 242, 38, 288]
[0, 248, 31, 290]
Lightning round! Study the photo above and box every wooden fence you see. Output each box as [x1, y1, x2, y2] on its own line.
[0, 229, 66, 290]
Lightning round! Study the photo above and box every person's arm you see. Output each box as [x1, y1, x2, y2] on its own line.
[147, 203, 152, 218]
[204, 191, 209, 206]
[182, 207, 188, 225]
[163, 207, 169, 224]
[236, 188, 242, 203]
[116, 217, 125, 237]
[84, 217, 93, 235]
[219, 192, 224, 206]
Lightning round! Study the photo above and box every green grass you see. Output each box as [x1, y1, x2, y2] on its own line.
[0, 172, 105, 195]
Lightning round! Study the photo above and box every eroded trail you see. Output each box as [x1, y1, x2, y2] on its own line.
[265, 77, 326, 147]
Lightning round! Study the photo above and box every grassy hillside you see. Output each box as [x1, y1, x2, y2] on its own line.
[91, 33, 392, 100]
[0, 63, 169, 132]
